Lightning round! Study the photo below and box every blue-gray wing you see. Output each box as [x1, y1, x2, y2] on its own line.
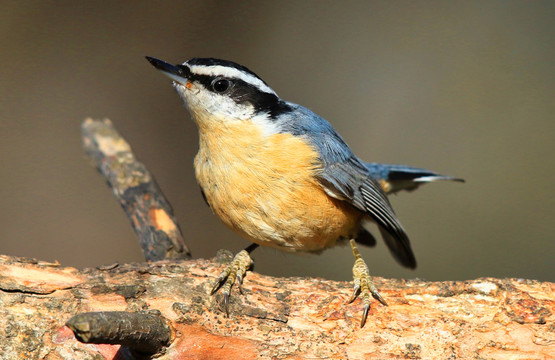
[276, 104, 416, 268]
[318, 159, 416, 268]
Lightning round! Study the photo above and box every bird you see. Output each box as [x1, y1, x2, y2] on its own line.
[146, 56, 464, 327]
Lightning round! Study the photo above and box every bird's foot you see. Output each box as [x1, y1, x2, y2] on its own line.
[210, 249, 254, 315]
[348, 239, 388, 327]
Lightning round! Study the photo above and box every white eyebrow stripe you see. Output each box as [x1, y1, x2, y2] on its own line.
[186, 64, 277, 95]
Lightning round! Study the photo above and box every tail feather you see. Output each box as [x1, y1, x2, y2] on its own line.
[364, 162, 464, 194]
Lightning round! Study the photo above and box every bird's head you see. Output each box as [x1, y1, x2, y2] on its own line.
[146, 57, 292, 132]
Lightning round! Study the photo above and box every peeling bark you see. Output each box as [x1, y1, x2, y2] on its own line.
[0, 254, 553, 359]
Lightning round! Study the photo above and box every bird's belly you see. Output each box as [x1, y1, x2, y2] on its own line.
[194, 122, 362, 252]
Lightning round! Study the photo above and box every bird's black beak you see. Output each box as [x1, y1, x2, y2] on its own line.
[145, 56, 189, 84]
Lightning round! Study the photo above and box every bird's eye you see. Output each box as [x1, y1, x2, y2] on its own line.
[212, 78, 231, 93]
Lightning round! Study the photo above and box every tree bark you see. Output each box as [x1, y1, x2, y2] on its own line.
[0, 253, 553, 359]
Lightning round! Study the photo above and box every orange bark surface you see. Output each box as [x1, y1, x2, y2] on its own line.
[0, 253, 553, 359]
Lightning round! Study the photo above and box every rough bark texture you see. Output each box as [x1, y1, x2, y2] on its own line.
[0, 253, 553, 359]
[81, 118, 191, 261]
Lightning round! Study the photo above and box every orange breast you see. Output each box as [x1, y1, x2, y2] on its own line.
[194, 119, 362, 252]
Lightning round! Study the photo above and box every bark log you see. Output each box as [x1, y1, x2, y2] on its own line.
[0, 253, 553, 359]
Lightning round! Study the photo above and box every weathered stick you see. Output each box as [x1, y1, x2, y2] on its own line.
[81, 118, 191, 261]
[66, 311, 172, 357]
[0, 254, 552, 359]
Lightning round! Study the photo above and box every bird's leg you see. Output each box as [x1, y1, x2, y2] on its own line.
[348, 239, 388, 327]
[211, 243, 258, 315]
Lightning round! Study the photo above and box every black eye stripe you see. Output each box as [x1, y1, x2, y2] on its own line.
[187, 73, 216, 89]
[188, 73, 264, 98]
[187, 73, 291, 117]
[227, 79, 292, 117]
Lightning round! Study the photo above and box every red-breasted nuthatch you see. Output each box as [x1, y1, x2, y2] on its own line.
[146, 56, 463, 327]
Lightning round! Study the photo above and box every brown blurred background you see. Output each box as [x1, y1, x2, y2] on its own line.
[1, 1, 553, 282]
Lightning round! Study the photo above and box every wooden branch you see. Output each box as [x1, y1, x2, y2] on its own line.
[66, 311, 172, 357]
[81, 118, 191, 261]
[0, 254, 552, 359]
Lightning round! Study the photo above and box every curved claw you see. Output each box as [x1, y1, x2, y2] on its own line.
[348, 284, 361, 304]
[361, 304, 370, 328]
[372, 289, 388, 307]
[223, 292, 230, 316]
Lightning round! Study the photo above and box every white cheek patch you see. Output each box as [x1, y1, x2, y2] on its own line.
[174, 82, 254, 121]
